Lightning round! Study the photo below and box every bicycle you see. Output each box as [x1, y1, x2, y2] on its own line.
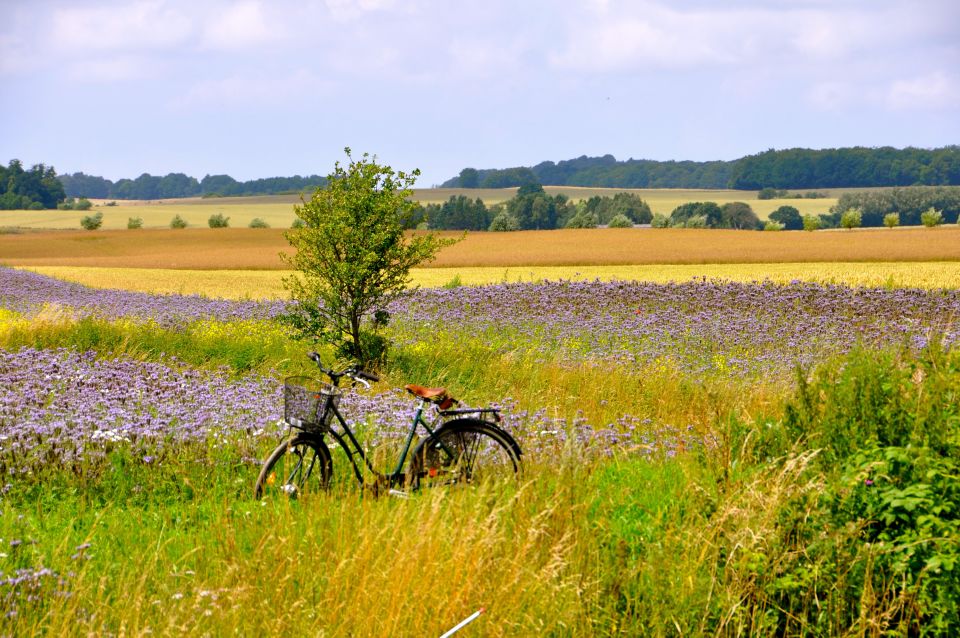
[255, 352, 522, 499]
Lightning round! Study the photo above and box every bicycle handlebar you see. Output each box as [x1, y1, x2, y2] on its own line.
[307, 352, 380, 387]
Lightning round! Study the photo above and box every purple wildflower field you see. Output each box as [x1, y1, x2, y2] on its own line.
[0, 267, 283, 326]
[3, 267, 959, 472]
[392, 279, 960, 376]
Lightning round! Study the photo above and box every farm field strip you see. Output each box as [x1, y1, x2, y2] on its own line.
[0, 187, 838, 229]
[3, 226, 960, 269]
[18, 262, 960, 299]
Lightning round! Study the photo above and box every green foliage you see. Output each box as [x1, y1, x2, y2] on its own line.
[281, 148, 456, 368]
[457, 167, 479, 188]
[920, 207, 943, 227]
[248, 218, 270, 228]
[763, 220, 784, 231]
[884, 212, 900, 228]
[420, 195, 491, 230]
[670, 201, 723, 228]
[759, 346, 960, 634]
[75, 197, 93, 211]
[730, 146, 960, 190]
[79, 211, 103, 231]
[290, 218, 305, 229]
[0, 159, 65, 209]
[802, 215, 820, 231]
[59, 170, 326, 200]
[564, 209, 598, 228]
[769, 205, 803, 230]
[581, 192, 652, 225]
[720, 201, 761, 229]
[127, 217, 143, 229]
[169, 214, 188, 229]
[505, 184, 574, 230]
[840, 208, 862, 229]
[207, 212, 230, 228]
[488, 210, 519, 231]
[651, 213, 670, 228]
[833, 186, 960, 226]
[606, 213, 633, 228]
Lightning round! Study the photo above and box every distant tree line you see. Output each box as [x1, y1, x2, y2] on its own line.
[444, 146, 960, 190]
[825, 186, 960, 227]
[417, 186, 654, 231]
[0, 159, 66, 209]
[58, 171, 327, 199]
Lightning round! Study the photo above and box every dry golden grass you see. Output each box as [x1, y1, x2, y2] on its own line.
[19, 262, 960, 300]
[0, 187, 840, 229]
[3, 226, 960, 270]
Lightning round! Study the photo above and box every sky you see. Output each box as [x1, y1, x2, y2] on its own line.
[1, 0, 958, 186]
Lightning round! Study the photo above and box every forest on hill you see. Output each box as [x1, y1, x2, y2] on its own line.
[443, 146, 960, 190]
[57, 171, 326, 200]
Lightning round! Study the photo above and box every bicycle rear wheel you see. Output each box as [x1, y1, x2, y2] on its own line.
[407, 419, 521, 490]
[255, 434, 333, 499]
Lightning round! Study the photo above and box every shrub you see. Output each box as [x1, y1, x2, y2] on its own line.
[248, 218, 270, 228]
[757, 346, 960, 634]
[80, 212, 103, 231]
[170, 214, 188, 229]
[291, 218, 306, 229]
[763, 220, 784, 231]
[651, 213, 669, 228]
[607, 213, 633, 228]
[883, 212, 900, 228]
[488, 211, 519, 232]
[27, 201, 45, 210]
[127, 217, 143, 229]
[564, 211, 597, 229]
[840, 208, 862, 229]
[75, 198, 93, 211]
[920, 207, 943, 227]
[105, 201, 118, 207]
[208, 212, 230, 228]
[57, 197, 75, 210]
[680, 215, 707, 229]
[801, 214, 820, 231]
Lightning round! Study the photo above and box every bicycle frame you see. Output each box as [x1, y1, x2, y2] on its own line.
[309, 394, 447, 487]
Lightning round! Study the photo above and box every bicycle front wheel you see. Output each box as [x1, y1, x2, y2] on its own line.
[255, 434, 333, 499]
[408, 419, 521, 490]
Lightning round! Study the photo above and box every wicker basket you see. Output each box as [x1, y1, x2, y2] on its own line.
[283, 376, 339, 430]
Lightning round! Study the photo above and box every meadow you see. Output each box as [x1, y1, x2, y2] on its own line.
[3, 227, 960, 634]
[0, 187, 840, 230]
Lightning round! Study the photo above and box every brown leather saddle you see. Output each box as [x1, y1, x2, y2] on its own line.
[404, 384, 458, 410]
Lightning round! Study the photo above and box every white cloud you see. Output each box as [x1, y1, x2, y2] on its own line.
[202, 1, 275, 50]
[323, 0, 398, 20]
[887, 72, 960, 110]
[67, 56, 151, 83]
[51, 1, 193, 51]
[170, 68, 332, 109]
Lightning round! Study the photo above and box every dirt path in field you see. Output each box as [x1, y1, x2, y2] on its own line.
[1, 227, 959, 269]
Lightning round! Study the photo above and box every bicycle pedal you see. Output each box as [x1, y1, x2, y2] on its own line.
[388, 489, 410, 500]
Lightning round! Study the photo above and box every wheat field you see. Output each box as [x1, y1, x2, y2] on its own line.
[2, 226, 960, 270]
[18, 262, 960, 299]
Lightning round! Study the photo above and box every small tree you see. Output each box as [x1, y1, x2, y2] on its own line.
[75, 198, 93, 211]
[769, 205, 803, 231]
[651, 213, 670, 228]
[488, 211, 519, 231]
[802, 214, 821, 231]
[282, 149, 456, 368]
[80, 211, 103, 230]
[840, 208, 862, 230]
[764, 220, 785, 231]
[170, 214, 188, 229]
[208, 212, 230, 228]
[607, 213, 633, 228]
[564, 210, 598, 228]
[249, 217, 270, 228]
[883, 212, 900, 229]
[920, 208, 943, 227]
[127, 216, 143, 229]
